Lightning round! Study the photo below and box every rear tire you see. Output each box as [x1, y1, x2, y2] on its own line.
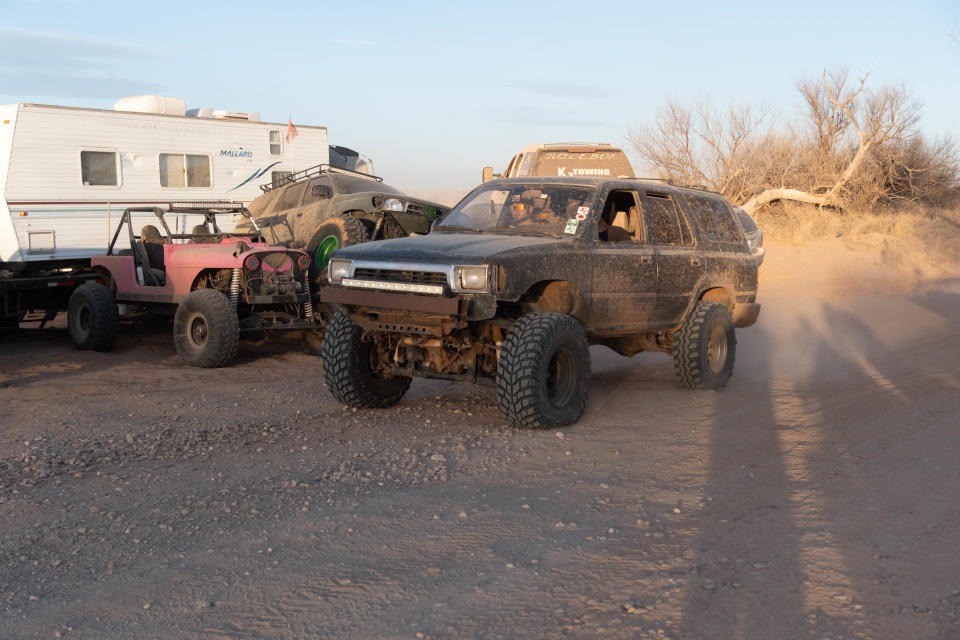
[173, 289, 239, 368]
[68, 282, 118, 351]
[321, 309, 410, 408]
[673, 300, 736, 389]
[306, 215, 368, 284]
[496, 312, 591, 428]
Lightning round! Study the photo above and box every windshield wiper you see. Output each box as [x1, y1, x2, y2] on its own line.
[436, 225, 483, 233]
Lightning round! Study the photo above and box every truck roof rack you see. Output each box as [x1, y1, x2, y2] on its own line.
[629, 177, 722, 195]
[259, 164, 383, 193]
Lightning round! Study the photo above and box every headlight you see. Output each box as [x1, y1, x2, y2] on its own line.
[328, 259, 352, 283]
[382, 197, 405, 212]
[454, 265, 489, 292]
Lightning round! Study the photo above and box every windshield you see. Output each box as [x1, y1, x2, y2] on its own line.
[439, 184, 598, 235]
[534, 150, 635, 178]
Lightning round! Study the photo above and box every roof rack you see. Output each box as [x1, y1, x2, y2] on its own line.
[629, 177, 722, 195]
[259, 164, 383, 193]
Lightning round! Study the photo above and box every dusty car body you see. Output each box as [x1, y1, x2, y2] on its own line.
[68, 205, 317, 367]
[320, 177, 761, 428]
[242, 164, 449, 283]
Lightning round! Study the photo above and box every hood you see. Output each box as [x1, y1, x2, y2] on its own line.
[333, 231, 574, 265]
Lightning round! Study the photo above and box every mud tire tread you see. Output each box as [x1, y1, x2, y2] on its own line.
[321, 310, 410, 408]
[673, 300, 736, 390]
[496, 312, 591, 429]
[68, 282, 118, 352]
[173, 289, 239, 368]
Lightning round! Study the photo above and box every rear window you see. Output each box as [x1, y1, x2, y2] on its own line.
[640, 192, 693, 245]
[688, 196, 742, 243]
[734, 209, 759, 233]
[534, 150, 635, 178]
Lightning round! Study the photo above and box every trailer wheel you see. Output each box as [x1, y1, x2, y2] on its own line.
[496, 312, 591, 428]
[173, 289, 239, 368]
[321, 309, 410, 408]
[306, 215, 368, 283]
[68, 282, 118, 352]
[673, 300, 736, 389]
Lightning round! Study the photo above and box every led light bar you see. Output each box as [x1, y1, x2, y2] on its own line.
[342, 278, 445, 296]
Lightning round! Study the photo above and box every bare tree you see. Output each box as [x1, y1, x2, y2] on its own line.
[630, 69, 939, 215]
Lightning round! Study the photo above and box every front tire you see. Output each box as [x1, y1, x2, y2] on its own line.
[173, 289, 239, 368]
[306, 215, 368, 284]
[321, 309, 410, 408]
[673, 300, 736, 389]
[68, 282, 118, 351]
[496, 312, 591, 428]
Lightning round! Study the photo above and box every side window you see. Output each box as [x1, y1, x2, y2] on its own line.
[517, 153, 535, 177]
[269, 130, 282, 155]
[271, 170, 293, 188]
[277, 182, 307, 211]
[160, 153, 211, 188]
[597, 190, 641, 243]
[504, 154, 520, 177]
[301, 176, 333, 206]
[641, 192, 692, 245]
[80, 150, 119, 186]
[688, 196, 741, 243]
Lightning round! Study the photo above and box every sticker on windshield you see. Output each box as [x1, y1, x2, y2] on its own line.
[564, 218, 580, 234]
[576, 206, 590, 220]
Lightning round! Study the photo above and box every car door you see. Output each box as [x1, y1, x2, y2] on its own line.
[295, 175, 336, 243]
[259, 181, 307, 246]
[587, 188, 659, 333]
[638, 190, 704, 326]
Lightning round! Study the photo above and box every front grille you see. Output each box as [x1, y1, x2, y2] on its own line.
[353, 268, 447, 287]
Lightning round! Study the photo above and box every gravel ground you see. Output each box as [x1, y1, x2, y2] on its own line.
[2, 239, 960, 639]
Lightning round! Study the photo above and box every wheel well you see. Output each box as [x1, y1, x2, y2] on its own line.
[191, 268, 233, 292]
[519, 280, 580, 315]
[699, 287, 733, 309]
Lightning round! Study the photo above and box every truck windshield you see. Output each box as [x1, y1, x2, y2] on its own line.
[439, 184, 597, 235]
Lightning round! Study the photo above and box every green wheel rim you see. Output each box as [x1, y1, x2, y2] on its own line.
[315, 234, 340, 269]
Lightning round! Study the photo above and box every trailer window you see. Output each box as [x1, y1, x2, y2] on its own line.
[160, 153, 211, 188]
[81, 151, 118, 186]
[269, 130, 282, 155]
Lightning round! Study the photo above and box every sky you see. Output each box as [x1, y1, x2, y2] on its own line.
[1, 0, 958, 193]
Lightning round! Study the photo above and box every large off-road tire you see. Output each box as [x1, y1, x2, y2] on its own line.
[306, 215, 368, 283]
[321, 309, 410, 408]
[496, 312, 591, 429]
[673, 300, 736, 390]
[301, 302, 340, 355]
[67, 282, 118, 352]
[173, 289, 239, 368]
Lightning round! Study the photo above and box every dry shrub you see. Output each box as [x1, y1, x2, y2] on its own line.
[629, 68, 960, 213]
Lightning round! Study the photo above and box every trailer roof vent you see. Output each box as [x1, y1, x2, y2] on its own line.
[186, 108, 261, 122]
[114, 95, 186, 116]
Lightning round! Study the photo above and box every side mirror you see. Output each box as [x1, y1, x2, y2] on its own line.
[311, 184, 333, 198]
[482, 166, 494, 183]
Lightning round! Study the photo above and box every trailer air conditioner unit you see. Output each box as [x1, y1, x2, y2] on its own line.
[113, 95, 187, 116]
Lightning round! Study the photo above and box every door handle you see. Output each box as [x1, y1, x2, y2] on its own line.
[640, 255, 653, 265]
[295, 211, 303, 218]
[690, 257, 702, 266]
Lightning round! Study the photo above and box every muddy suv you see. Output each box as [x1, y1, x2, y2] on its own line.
[320, 177, 761, 428]
[243, 165, 448, 285]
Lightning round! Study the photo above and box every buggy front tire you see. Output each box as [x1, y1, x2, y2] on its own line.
[496, 312, 591, 428]
[68, 282, 118, 352]
[321, 309, 410, 408]
[174, 289, 239, 368]
[673, 300, 736, 389]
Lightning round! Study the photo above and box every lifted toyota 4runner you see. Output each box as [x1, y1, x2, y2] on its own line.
[320, 177, 761, 428]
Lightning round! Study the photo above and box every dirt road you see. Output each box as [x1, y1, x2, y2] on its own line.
[2, 239, 959, 639]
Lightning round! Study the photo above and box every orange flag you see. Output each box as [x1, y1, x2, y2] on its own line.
[285, 116, 299, 143]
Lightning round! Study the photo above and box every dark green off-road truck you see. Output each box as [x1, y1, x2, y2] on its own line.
[319, 177, 761, 428]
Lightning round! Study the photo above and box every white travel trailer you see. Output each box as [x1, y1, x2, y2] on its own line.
[0, 96, 330, 326]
